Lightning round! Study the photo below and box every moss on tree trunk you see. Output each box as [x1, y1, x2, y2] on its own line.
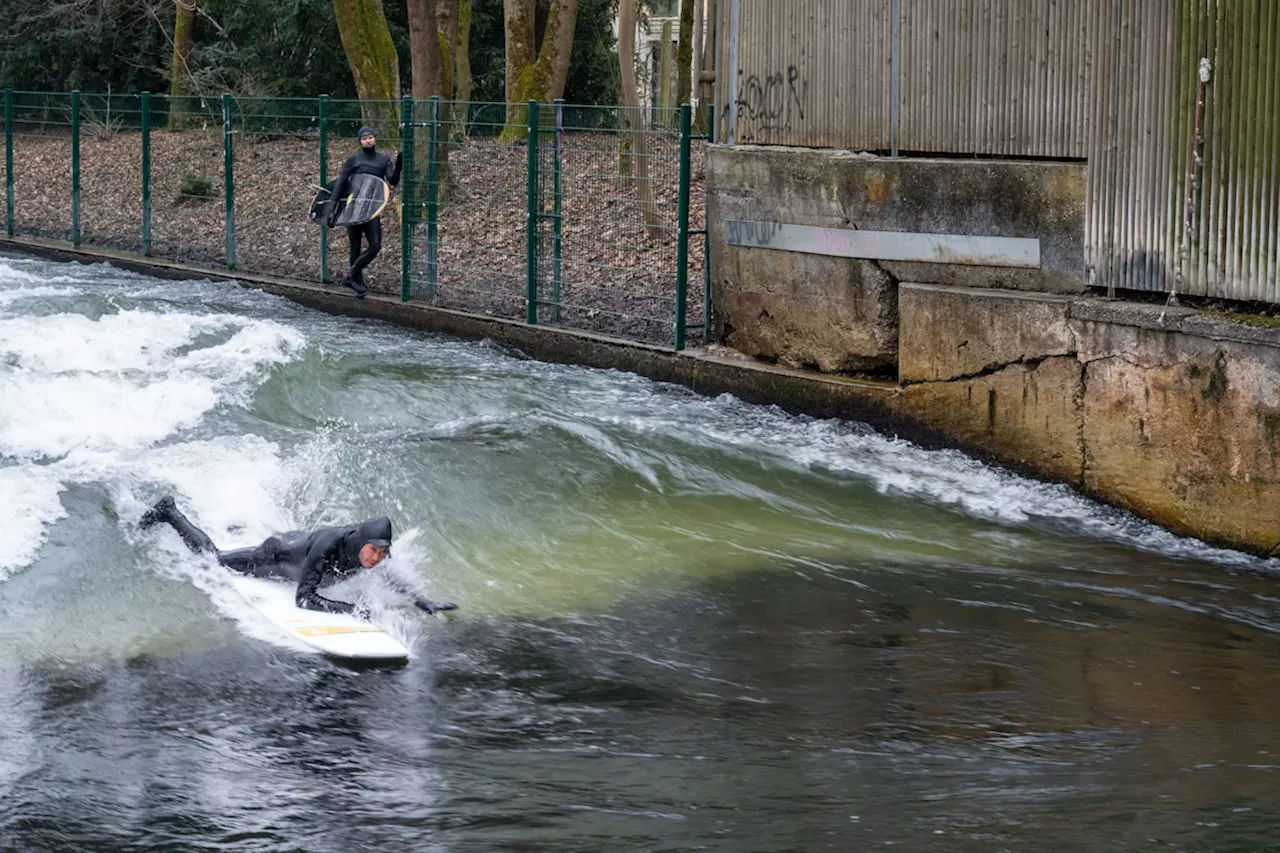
[332, 0, 401, 138]
[167, 0, 196, 130]
[456, 0, 474, 105]
[501, 0, 580, 141]
[676, 0, 695, 107]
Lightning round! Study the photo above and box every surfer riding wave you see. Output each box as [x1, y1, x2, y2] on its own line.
[139, 497, 456, 616]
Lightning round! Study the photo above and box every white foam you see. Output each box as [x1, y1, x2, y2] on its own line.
[0, 307, 305, 462]
[0, 466, 68, 577]
[0, 373, 221, 461]
[0, 285, 79, 309]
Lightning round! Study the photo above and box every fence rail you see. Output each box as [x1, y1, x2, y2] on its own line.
[0, 90, 710, 350]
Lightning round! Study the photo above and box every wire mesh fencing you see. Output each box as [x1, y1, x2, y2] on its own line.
[2, 90, 709, 350]
[8, 91, 76, 244]
[147, 95, 228, 268]
[403, 100, 531, 321]
[533, 103, 707, 346]
[403, 99, 709, 347]
[78, 92, 145, 255]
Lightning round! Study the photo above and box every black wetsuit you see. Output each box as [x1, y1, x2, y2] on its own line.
[143, 499, 390, 614]
[329, 146, 402, 291]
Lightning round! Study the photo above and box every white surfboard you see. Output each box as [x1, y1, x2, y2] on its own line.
[229, 575, 410, 662]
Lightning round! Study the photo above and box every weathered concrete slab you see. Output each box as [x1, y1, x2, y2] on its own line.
[899, 283, 1280, 554]
[899, 283, 1076, 383]
[708, 145, 1087, 295]
[1078, 322, 1280, 554]
[900, 356, 1085, 483]
[718, 245, 898, 373]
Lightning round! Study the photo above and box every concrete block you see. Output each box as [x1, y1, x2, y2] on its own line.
[899, 356, 1085, 483]
[718, 245, 898, 373]
[1080, 326, 1280, 554]
[899, 283, 1077, 383]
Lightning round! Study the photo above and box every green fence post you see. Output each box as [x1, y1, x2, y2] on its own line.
[70, 90, 80, 246]
[426, 95, 439, 300]
[525, 100, 539, 325]
[552, 99, 563, 324]
[141, 92, 152, 255]
[399, 94, 415, 302]
[674, 104, 692, 351]
[4, 89, 13, 238]
[222, 93, 235, 270]
[318, 94, 329, 282]
[704, 104, 714, 336]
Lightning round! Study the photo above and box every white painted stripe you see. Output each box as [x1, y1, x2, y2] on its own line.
[724, 221, 1042, 268]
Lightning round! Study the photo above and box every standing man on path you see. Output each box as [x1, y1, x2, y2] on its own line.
[328, 126, 402, 297]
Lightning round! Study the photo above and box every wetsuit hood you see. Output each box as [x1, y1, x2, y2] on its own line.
[356, 516, 392, 548]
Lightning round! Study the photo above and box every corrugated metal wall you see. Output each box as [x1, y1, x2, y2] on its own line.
[716, 0, 1280, 304]
[897, 0, 1101, 158]
[717, 0, 893, 149]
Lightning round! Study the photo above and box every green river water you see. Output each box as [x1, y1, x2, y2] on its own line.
[2, 254, 1279, 851]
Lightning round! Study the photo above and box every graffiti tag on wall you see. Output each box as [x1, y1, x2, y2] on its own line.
[733, 66, 809, 143]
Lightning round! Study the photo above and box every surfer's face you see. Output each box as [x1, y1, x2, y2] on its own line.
[360, 134, 376, 149]
[359, 543, 389, 568]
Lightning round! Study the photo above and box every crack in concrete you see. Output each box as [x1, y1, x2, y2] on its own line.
[902, 352, 1069, 387]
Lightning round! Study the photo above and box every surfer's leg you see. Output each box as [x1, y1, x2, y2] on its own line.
[216, 536, 287, 579]
[343, 224, 369, 296]
[348, 220, 381, 285]
[346, 224, 362, 269]
[215, 547, 259, 574]
[139, 496, 218, 555]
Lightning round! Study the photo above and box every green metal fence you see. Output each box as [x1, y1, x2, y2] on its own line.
[0, 89, 709, 350]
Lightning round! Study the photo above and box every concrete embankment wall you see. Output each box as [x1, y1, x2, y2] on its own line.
[706, 146, 1087, 374]
[899, 284, 1280, 555]
[707, 145, 1280, 557]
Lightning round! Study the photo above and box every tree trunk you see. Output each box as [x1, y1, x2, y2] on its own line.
[501, 0, 580, 140]
[332, 0, 401, 133]
[658, 20, 672, 112]
[437, 0, 458, 98]
[676, 0, 695, 107]
[692, 0, 704, 94]
[695, 0, 716, 134]
[618, 0, 661, 240]
[618, 0, 638, 179]
[167, 0, 196, 130]
[456, 0, 473, 104]
[407, 0, 442, 101]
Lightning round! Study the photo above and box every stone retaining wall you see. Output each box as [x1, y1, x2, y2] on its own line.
[899, 283, 1280, 555]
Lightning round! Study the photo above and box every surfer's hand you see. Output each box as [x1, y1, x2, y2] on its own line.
[414, 598, 457, 616]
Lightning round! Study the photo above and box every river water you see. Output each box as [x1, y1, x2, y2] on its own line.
[2, 255, 1280, 851]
